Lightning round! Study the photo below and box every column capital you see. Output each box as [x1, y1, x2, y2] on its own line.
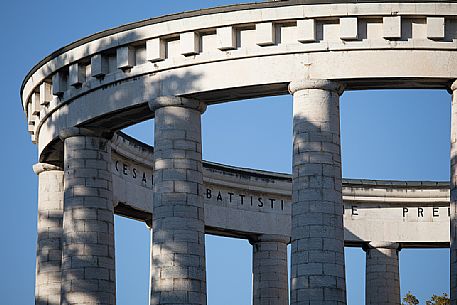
[366, 241, 401, 250]
[451, 80, 457, 92]
[33, 162, 62, 175]
[250, 234, 290, 244]
[149, 96, 207, 113]
[288, 79, 345, 95]
[59, 127, 113, 140]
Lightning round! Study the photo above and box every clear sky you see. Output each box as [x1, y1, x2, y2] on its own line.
[0, 1, 450, 305]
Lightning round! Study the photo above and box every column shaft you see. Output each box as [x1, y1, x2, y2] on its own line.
[365, 243, 400, 305]
[252, 236, 289, 305]
[34, 163, 64, 305]
[151, 102, 206, 305]
[451, 81, 457, 305]
[290, 80, 346, 305]
[61, 130, 115, 305]
[148, 225, 154, 305]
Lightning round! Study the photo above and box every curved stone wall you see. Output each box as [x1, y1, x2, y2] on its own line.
[20, 1, 457, 154]
[110, 132, 450, 246]
[22, 2, 455, 305]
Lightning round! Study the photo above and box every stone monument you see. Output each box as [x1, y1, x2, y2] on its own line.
[21, 1, 455, 304]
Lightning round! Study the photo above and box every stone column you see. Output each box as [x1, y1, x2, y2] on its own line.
[365, 242, 401, 305]
[59, 128, 115, 305]
[289, 80, 346, 305]
[149, 96, 207, 305]
[451, 80, 457, 305]
[33, 163, 64, 305]
[251, 235, 289, 305]
[147, 223, 154, 305]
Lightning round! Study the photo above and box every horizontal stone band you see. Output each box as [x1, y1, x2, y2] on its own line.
[252, 234, 291, 244]
[59, 127, 113, 140]
[33, 162, 62, 175]
[367, 241, 401, 250]
[288, 79, 345, 95]
[149, 96, 207, 113]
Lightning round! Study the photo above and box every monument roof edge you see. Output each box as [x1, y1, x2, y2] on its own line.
[20, 0, 454, 97]
[342, 178, 450, 188]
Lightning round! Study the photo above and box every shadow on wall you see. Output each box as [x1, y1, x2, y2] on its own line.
[35, 208, 63, 305]
[38, 28, 204, 166]
[34, 29, 207, 305]
[33, 27, 386, 305]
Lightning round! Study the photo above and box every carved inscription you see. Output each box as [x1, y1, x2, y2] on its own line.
[111, 156, 153, 189]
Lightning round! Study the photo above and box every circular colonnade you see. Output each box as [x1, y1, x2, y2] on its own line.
[21, 1, 456, 305]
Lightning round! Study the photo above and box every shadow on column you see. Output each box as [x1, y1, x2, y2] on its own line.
[364, 242, 401, 305]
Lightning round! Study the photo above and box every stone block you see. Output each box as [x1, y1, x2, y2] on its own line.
[160, 291, 187, 303]
[85, 159, 109, 170]
[323, 263, 344, 277]
[84, 219, 108, 233]
[297, 288, 324, 301]
[187, 242, 204, 256]
[154, 159, 173, 170]
[156, 279, 174, 291]
[186, 170, 202, 183]
[174, 139, 196, 151]
[98, 257, 115, 269]
[91, 54, 109, 78]
[427, 17, 445, 40]
[383, 16, 401, 39]
[174, 159, 198, 170]
[69, 63, 85, 87]
[158, 129, 186, 140]
[85, 267, 110, 280]
[308, 131, 334, 143]
[188, 291, 205, 304]
[66, 231, 98, 244]
[339, 17, 358, 40]
[187, 266, 204, 279]
[217, 26, 236, 50]
[150, 294, 159, 305]
[309, 275, 337, 288]
[116, 46, 135, 69]
[323, 287, 345, 301]
[180, 31, 200, 56]
[160, 266, 187, 278]
[256, 22, 276, 46]
[70, 256, 98, 269]
[146, 38, 166, 62]
[156, 149, 186, 159]
[72, 186, 98, 197]
[297, 19, 316, 42]
[173, 206, 199, 219]
[31, 91, 41, 115]
[185, 150, 201, 161]
[297, 263, 323, 276]
[98, 280, 115, 293]
[82, 244, 108, 256]
[52, 71, 67, 97]
[84, 179, 108, 191]
[174, 181, 198, 194]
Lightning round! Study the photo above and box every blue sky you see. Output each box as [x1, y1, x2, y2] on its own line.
[0, 1, 450, 304]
